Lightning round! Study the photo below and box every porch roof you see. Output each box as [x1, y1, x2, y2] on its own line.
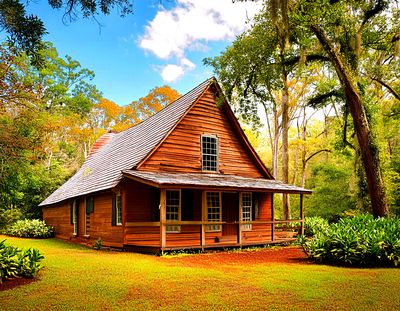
[122, 170, 312, 194]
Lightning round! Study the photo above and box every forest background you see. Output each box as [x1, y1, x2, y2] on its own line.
[0, 0, 399, 226]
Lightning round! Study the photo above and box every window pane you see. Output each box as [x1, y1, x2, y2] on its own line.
[202, 135, 218, 171]
[241, 193, 252, 231]
[206, 192, 221, 231]
[166, 190, 180, 222]
[116, 194, 122, 225]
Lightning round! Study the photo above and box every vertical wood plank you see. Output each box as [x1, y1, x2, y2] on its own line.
[238, 192, 242, 245]
[201, 191, 206, 248]
[160, 189, 166, 250]
[299, 194, 304, 236]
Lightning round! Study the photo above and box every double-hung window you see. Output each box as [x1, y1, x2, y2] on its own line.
[241, 192, 252, 231]
[201, 135, 218, 172]
[206, 192, 221, 232]
[166, 190, 180, 232]
[116, 192, 122, 226]
[72, 199, 78, 235]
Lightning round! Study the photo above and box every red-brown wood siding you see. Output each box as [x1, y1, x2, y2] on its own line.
[43, 202, 72, 240]
[139, 89, 264, 178]
[43, 192, 124, 247]
[86, 192, 124, 246]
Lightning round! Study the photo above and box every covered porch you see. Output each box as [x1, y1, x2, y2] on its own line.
[121, 171, 311, 253]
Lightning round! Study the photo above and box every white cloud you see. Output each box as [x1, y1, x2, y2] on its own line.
[160, 57, 196, 83]
[161, 65, 185, 82]
[139, 0, 262, 82]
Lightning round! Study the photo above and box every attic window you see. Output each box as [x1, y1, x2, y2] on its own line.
[201, 135, 218, 172]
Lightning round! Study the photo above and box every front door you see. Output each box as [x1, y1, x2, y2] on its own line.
[222, 192, 239, 236]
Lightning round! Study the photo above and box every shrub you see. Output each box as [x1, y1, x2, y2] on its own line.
[304, 216, 329, 237]
[0, 240, 44, 283]
[304, 215, 400, 267]
[0, 208, 23, 232]
[93, 238, 103, 250]
[4, 219, 53, 238]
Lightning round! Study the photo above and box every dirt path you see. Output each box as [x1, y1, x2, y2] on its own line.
[162, 246, 311, 268]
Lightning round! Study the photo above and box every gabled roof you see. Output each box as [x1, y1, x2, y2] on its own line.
[40, 78, 213, 206]
[122, 171, 312, 194]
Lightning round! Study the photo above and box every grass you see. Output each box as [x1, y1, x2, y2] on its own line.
[1, 236, 400, 310]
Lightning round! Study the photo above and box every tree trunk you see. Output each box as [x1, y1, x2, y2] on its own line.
[272, 104, 279, 179]
[311, 25, 388, 217]
[282, 70, 291, 220]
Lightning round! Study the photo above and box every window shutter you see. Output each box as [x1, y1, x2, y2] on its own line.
[112, 195, 116, 226]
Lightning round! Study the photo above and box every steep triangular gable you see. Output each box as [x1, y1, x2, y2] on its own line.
[40, 78, 212, 206]
[137, 79, 273, 179]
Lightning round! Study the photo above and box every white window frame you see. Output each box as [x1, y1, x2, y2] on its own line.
[116, 192, 122, 226]
[240, 192, 252, 231]
[201, 134, 219, 172]
[205, 191, 222, 232]
[72, 199, 78, 235]
[166, 189, 181, 233]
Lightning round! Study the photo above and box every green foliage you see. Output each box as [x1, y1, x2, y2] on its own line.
[304, 215, 400, 267]
[93, 238, 103, 250]
[304, 216, 329, 237]
[0, 208, 23, 231]
[4, 219, 53, 238]
[0, 239, 44, 283]
[305, 163, 357, 221]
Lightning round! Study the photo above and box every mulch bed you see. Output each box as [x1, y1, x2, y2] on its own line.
[0, 277, 36, 291]
[162, 246, 311, 268]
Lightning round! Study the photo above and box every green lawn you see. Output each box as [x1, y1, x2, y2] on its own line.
[1, 236, 400, 311]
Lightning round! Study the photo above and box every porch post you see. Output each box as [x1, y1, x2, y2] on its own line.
[271, 193, 275, 241]
[122, 187, 127, 245]
[238, 192, 242, 245]
[201, 191, 206, 249]
[299, 193, 304, 236]
[160, 189, 166, 250]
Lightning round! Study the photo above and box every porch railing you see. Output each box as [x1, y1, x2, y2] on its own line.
[124, 219, 303, 249]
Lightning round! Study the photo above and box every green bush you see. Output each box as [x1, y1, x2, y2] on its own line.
[304, 215, 400, 267]
[304, 216, 329, 237]
[0, 240, 44, 283]
[0, 208, 23, 232]
[4, 219, 53, 238]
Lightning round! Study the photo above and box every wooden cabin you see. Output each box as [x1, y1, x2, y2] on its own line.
[40, 78, 311, 253]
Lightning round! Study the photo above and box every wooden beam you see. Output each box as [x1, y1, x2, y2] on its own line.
[238, 192, 242, 245]
[122, 187, 127, 244]
[300, 194, 304, 236]
[160, 189, 166, 250]
[271, 193, 275, 241]
[201, 191, 206, 249]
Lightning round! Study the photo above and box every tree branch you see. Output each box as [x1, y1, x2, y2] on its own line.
[371, 77, 400, 101]
[307, 89, 344, 108]
[284, 54, 330, 67]
[305, 149, 332, 163]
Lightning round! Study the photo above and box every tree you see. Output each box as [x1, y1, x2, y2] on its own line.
[0, 42, 101, 216]
[0, 0, 132, 65]
[291, 0, 400, 216]
[127, 85, 180, 122]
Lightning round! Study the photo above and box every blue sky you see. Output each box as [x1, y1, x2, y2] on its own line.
[21, 0, 262, 106]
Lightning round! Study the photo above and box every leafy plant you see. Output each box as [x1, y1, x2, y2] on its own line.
[0, 240, 44, 283]
[304, 215, 400, 267]
[93, 238, 103, 250]
[304, 216, 329, 237]
[4, 219, 53, 238]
